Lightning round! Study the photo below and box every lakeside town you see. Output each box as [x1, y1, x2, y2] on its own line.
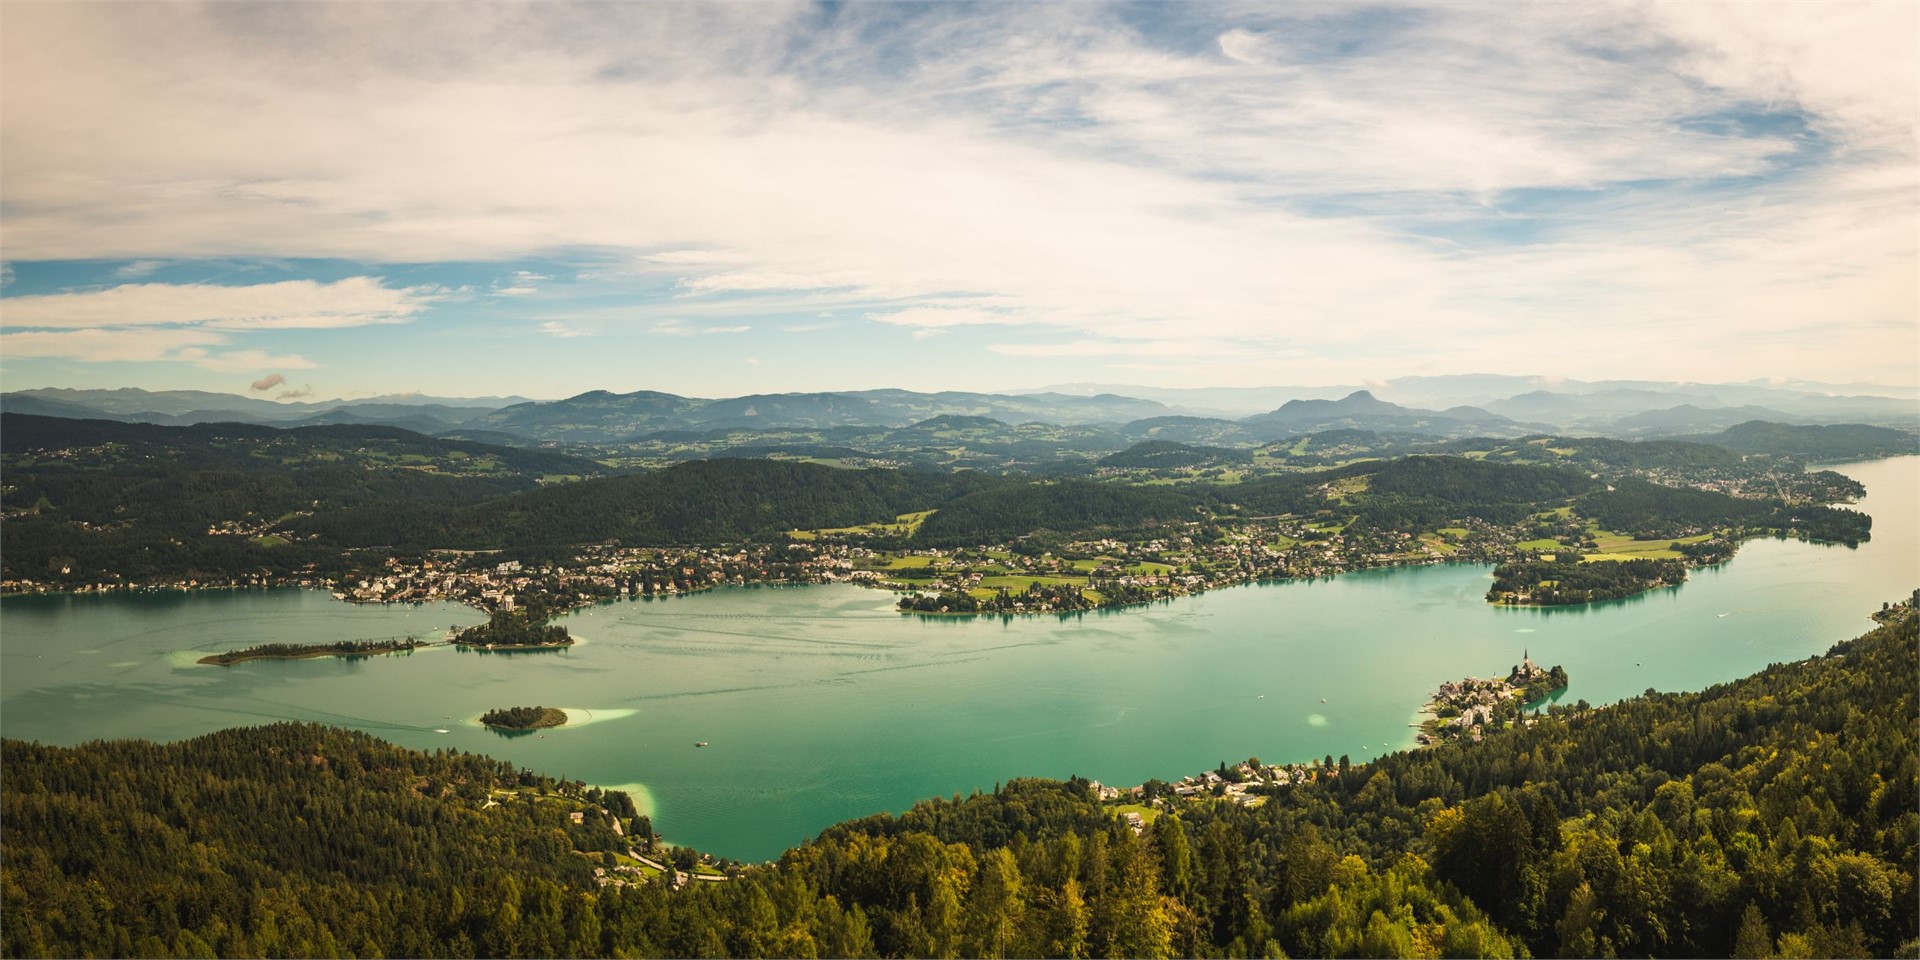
[0, 506, 1541, 611]
[1416, 655, 1569, 746]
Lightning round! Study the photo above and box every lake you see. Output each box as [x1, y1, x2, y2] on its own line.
[3, 456, 1914, 862]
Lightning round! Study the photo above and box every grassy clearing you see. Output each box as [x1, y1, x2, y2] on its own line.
[1515, 538, 1563, 551]
[977, 574, 1087, 590]
[1327, 476, 1371, 499]
[788, 510, 935, 542]
[1582, 531, 1712, 563]
[251, 534, 291, 548]
[1110, 803, 1160, 824]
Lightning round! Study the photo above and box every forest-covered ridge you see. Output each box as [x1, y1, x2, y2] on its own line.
[0, 412, 607, 476]
[0, 413, 1885, 591]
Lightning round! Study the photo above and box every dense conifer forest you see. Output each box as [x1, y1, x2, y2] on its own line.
[1487, 557, 1689, 606]
[6, 606, 1913, 958]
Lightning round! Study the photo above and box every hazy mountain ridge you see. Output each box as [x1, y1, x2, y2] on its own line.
[1241, 390, 1542, 439]
[6, 378, 1916, 445]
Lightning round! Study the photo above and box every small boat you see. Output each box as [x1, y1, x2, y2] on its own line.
[434, 728, 450, 734]
[1256, 694, 1265, 699]
[1319, 697, 1327, 703]
[695, 741, 709, 748]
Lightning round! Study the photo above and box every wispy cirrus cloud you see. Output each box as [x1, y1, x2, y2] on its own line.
[651, 319, 750, 337]
[988, 339, 1255, 359]
[539, 320, 589, 338]
[2, 277, 433, 330]
[0, 327, 317, 371]
[175, 347, 319, 373]
[0, 277, 431, 370]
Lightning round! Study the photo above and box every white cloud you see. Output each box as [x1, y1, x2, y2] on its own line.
[1216, 28, 1268, 66]
[0, 277, 421, 373]
[989, 339, 1254, 359]
[1, 277, 433, 329]
[539, 320, 588, 337]
[179, 348, 319, 372]
[0, 327, 315, 371]
[1, 327, 226, 363]
[112, 260, 166, 279]
[650, 318, 750, 337]
[495, 270, 548, 296]
[869, 306, 1025, 329]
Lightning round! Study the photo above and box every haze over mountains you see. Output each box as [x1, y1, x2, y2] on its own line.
[5, 376, 1915, 446]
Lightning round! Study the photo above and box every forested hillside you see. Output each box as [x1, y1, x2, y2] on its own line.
[7, 608, 1913, 958]
[914, 480, 1201, 547]
[392, 460, 1008, 549]
[0, 414, 605, 585]
[1688, 421, 1920, 460]
[1582, 478, 1871, 544]
[0, 413, 602, 475]
[1, 413, 1888, 596]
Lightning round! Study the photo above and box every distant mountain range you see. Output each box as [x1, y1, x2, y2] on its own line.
[0, 388, 532, 435]
[4, 377, 1914, 445]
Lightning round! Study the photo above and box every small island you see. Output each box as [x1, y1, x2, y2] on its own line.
[453, 609, 574, 649]
[198, 638, 422, 666]
[1417, 653, 1567, 746]
[1487, 556, 1688, 606]
[479, 705, 568, 730]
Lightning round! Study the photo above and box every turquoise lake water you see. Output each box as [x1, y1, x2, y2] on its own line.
[3, 456, 1914, 862]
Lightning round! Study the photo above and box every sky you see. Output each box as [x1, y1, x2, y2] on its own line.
[1, 1, 1916, 402]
